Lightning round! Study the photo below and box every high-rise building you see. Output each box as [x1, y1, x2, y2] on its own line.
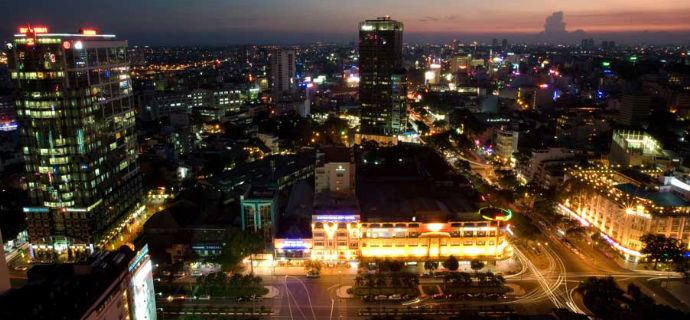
[7, 26, 143, 255]
[0, 245, 157, 320]
[0, 230, 10, 294]
[269, 48, 296, 94]
[617, 94, 651, 126]
[357, 17, 407, 144]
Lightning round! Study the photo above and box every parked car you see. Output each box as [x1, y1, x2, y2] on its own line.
[432, 293, 445, 299]
[306, 272, 320, 278]
[198, 295, 211, 300]
[388, 294, 402, 301]
[374, 295, 388, 301]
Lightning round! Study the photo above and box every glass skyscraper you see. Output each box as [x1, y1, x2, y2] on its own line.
[358, 17, 407, 141]
[7, 26, 142, 256]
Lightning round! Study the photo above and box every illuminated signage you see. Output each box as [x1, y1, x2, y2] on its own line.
[129, 259, 157, 320]
[18, 26, 49, 34]
[361, 25, 374, 31]
[478, 207, 512, 221]
[62, 41, 71, 49]
[313, 215, 358, 222]
[670, 177, 690, 192]
[128, 244, 149, 272]
[277, 239, 309, 249]
[80, 29, 97, 35]
[538, 84, 549, 89]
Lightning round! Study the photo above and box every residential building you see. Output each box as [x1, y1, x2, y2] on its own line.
[315, 147, 355, 196]
[493, 127, 519, 161]
[617, 94, 651, 126]
[269, 49, 296, 94]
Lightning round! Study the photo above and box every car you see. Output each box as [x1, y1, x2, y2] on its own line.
[13, 266, 28, 271]
[191, 270, 202, 276]
[374, 295, 388, 301]
[306, 272, 320, 278]
[401, 294, 411, 301]
[361, 295, 374, 302]
[235, 296, 248, 302]
[388, 294, 402, 301]
[432, 293, 445, 299]
[173, 271, 186, 277]
[198, 295, 211, 300]
[161, 271, 171, 276]
[251, 296, 263, 302]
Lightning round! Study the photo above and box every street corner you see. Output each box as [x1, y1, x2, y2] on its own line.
[336, 285, 354, 298]
[263, 285, 280, 298]
[505, 283, 526, 296]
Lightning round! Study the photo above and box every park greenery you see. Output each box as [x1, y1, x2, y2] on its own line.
[577, 276, 688, 320]
[195, 272, 268, 297]
[352, 259, 420, 297]
[441, 271, 509, 295]
[640, 233, 685, 270]
[304, 260, 323, 275]
[205, 230, 264, 272]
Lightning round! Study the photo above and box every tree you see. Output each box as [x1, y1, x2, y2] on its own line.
[442, 255, 459, 271]
[207, 229, 264, 272]
[640, 234, 684, 270]
[576, 276, 623, 319]
[304, 260, 322, 274]
[424, 260, 439, 274]
[470, 259, 484, 272]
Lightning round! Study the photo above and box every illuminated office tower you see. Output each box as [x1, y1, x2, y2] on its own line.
[7, 26, 142, 255]
[357, 17, 407, 143]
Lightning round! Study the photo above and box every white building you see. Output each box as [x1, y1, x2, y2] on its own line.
[315, 147, 355, 196]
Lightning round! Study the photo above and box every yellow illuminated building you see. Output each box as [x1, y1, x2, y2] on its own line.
[305, 214, 512, 262]
[561, 167, 690, 261]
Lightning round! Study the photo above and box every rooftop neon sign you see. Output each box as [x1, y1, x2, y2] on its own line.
[313, 215, 358, 222]
[18, 26, 49, 34]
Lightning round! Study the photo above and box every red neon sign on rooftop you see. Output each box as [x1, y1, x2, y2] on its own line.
[80, 29, 97, 35]
[18, 25, 49, 34]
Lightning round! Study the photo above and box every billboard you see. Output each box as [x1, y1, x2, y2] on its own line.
[129, 253, 157, 320]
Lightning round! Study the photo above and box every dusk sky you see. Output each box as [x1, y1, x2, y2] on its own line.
[2, 0, 688, 45]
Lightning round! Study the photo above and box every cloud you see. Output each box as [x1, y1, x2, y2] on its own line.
[544, 11, 567, 34]
[419, 16, 439, 22]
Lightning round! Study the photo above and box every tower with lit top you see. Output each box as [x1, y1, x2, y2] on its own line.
[6, 26, 142, 258]
[356, 16, 407, 145]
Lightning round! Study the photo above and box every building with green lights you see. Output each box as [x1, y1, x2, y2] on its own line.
[7, 27, 142, 255]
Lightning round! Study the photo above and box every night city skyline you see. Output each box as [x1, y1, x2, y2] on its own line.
[1, 1, 690, 320]
[1, 0, 689, 45]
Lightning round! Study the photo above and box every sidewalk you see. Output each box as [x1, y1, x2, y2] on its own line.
[336, 285, 353, 298]
[264, 286, 279, 298]
[248, 264, 358, 276]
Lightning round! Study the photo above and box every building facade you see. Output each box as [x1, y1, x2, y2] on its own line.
[315, 147, 355, 196]
[560, 168, 690, 261]
[240, 186, 278, 247]
[276, 213, 512, 263]
[7, 26, 143, 254]
[270, 49, 296, 94]
[0, 245, 156, 320]
[357, 17, 407, 141]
